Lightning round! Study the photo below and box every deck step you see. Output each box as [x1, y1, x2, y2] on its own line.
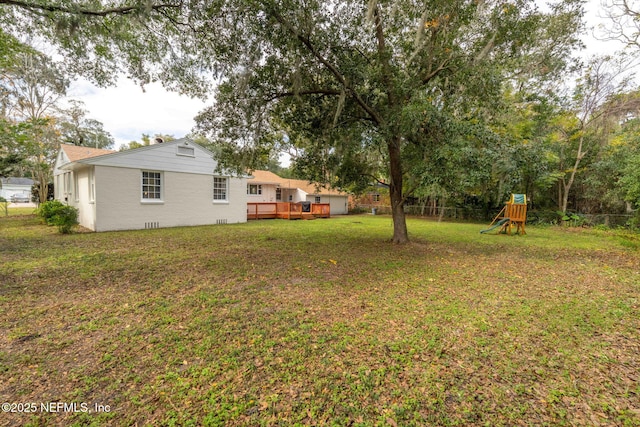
[302, 213, 316, 220]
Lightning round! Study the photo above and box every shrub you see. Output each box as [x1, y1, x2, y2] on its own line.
[627, 211, 640, 231]
[557, 211, 587, 227]
[37, 200, 65, 225]
[53, 205, 79, 234]
[37, 200, 78, 233]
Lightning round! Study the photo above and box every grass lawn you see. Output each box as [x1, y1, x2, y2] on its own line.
[1, 205, 37, 218]
[1, 215, 639, 426]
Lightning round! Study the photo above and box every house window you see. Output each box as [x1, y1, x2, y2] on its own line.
[89, 169, 95, 202]
[314, 196, 321, 204]
[56, 175, 61, 199]
[142, 171, 162, 200]
[74, 173, 79, 202]
[275, 188, 282, 201]
[177, 145, 195, 157]
[247, 184, 262, 195]
[64, 172, 71, 200]
[288, 194, 293, 201]
[372, 194, 381, 202]
[213, 177, 228, 201]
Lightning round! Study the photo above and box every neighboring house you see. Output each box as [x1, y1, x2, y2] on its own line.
[0, 177, 35, 201]
[349, 184, 390, 210]
[53, 139, 248, 232]
[248, 170, 349, 215]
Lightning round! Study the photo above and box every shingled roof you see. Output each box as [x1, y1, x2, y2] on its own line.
[250, 170, 347, 196]
[60, 144, 115, 162]
[1, 177, 35, 186]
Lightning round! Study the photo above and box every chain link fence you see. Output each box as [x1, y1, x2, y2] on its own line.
[352, 204, 637, 228]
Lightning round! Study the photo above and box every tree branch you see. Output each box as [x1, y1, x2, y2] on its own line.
[0, 0, 182, 17]
[421, 52, 454, 84]
[365, 174, 388, 187]
[266, 89, 341, 102]
[372, 3, 396, 108]
[268, 6, 383, 126]
[402, 182, 420, 204]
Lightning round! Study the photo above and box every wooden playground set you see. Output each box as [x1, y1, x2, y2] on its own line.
[481, 194, 527, 235]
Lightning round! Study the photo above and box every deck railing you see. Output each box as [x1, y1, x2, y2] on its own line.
[311, 203, 330, 217]
[247, 202, 330, 220]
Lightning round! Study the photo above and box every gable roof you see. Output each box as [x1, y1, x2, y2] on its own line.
[62, 138, 228, 176]
[287, 178, 347, 196]
[1, 177, 35, 186]
[250, 170, 285, 184]
[60, 144, 116, 162]
[250, 170, 348, 196]
[74, 138, 213, 165]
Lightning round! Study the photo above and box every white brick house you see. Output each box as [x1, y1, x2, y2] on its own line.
[53, 139, 248, 232]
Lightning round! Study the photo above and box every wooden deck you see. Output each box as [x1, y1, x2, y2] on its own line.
[247, 202, 331, 220]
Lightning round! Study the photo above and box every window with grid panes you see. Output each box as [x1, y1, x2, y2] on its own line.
[142, 171, 162, 200]
[213, 177, 227, 201]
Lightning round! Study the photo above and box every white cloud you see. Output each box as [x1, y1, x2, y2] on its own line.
[67, 78, 208, 148]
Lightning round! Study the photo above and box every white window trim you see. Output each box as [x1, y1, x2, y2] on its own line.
[213, 176, 229, 204]
[74, 173, 79, 202]
[55, 175, 61, 200]
[141, 170, 164, 204]
[247, 183, 262, 196]
[314, 196, 321, 203]
[88, 168, 95, 203]
[63, 172, 72, 201]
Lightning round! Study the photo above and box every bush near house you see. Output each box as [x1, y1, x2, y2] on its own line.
[37, 200, 78, 233]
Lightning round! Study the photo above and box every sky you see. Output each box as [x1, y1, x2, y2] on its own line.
[66, 0, 627, 151]
[66, 78, 208, 148]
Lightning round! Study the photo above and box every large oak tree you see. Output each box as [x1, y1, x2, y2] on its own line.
[192, 0, 583, 242]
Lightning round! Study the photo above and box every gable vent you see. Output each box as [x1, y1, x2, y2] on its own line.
[177, 145, 195, 156]
[145, 222, 160, 229]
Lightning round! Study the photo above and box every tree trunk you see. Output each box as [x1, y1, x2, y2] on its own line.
[37, 173, 48, 205]
[561, 185, 568, 214]
[561, 135, 586, 214]
[438, 196, 446, 222]
[388, 137, 409, 244]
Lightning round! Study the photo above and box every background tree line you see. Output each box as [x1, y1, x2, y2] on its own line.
[385, 53, 640, 224]
[0, 34, 114, 202]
